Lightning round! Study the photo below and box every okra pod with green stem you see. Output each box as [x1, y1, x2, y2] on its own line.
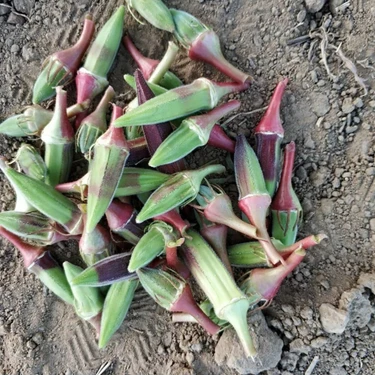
[234, 134, 285, 266]
[41, 87, 74, 187]
[136, 164, 226, 223]
[114, 77, 249, 128]
[32, 15, 95, 104]
[254, 79, 288, 197]
[16, 144, 47, 182]
[181, 229, 257, 358]
[149, 100, 240, 167]
[0, 157, 83, 235]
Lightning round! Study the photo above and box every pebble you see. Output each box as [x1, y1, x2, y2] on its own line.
[31, 331, 43, 345]
[289, 338, 311, 354]
[345, 125, 358, 134]
[310, 336, 329, 348]
[297, 9, 307, 22]
[366, 167, 375, 176]
[305, 0, 327, 13]
[191, 343, 203, 353]
[0, 4, 11, 16]
[369, 219, 375, 231]
[7, 12, 26, 25]
[300, 307, 313, 320]
[296, 166, 308, 180]
[186, 352, 194, 366]
[311, 93, 331, 117]
[353, 98, 363, 108]
[26, 340, 37, 350]
[369, 100, 375, 108]
[319, 303, 348, 334]
[341, 98, 355, 114]
[10, 44, 20, 54]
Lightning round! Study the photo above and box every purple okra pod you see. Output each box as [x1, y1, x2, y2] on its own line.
[254, 78, 288, 197]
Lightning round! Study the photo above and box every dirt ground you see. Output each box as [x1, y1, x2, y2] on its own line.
[1, 0, 375, 374]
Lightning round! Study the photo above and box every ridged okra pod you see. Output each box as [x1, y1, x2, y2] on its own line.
[33, 15, 95, 104]
[0, 157, 83, 235]
[254, 79, 288, 197]
[171, 9, 251, 83]
[75, 6, 125, 128]
[114, 78, 249, 128]
[181, 229, 257, 358]
[271, 142, 303, 246]
[41, 87, 74, 187]
[136, 164, 226, 223]
[86, 105, 130, 233]
[234, 135, 285, 266]
[99, 279, 138, 348]
[16, 144, 47, 182]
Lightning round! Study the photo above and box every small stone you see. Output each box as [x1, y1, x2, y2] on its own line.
[319, 303, 348, 334]
[280, 352, 299, 371]
[191, 343, 203, 353]
[215, 311, 283, 374]
[345, 125, 358, 134]
[304, 137, 315, 149]
[7, 12, 26, 25]
[186, 352, 194, 366]
[310, 336, 329, 348]
[26, 340, 37, 350]
[289, 338, 311, 354]
[369, 100, 375, 108]
[366, 167, 375, 176]
[305, 0, 326, 13]
[157, 345, 165, 355]
[330, 0, 346, 15]
[10, 44, 20, 54]
[281, 305, 295, 315]
[341, 98, 355, 114]
[296, 166, 307, 180]
[31, 332, 43, 345]
[311, 93, 331, 116]
[370, 219, 375, 231]
[353, 98, 363, 108]
[13, 0, 35, 14]
[297, 9, 307, 22]
[0, 4, 11, 16]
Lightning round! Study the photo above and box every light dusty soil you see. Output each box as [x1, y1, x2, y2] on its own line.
[1, 0, 375, 374]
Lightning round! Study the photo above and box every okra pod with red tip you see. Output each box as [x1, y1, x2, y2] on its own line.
[271, 142, 303, 246]
[137, 267, 220, 335]
[114, 77, 249, 128]
[171, 9, 251, 84]
[0, 157, 83, 234]
[75, 6, 125, 128]
[240, 247, 306, 304]
[86, 105, 130, 233]
[105, 200, 145, 245]
[41, 87, 74, 187]
[76, 86, 115, 156]
[33, 15, 95, 104]
[234, 134, 285, 266]
[254, 79, 288, 197]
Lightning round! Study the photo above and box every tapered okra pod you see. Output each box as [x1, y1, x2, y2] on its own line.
[33, 15, 95, 104]
[254, 79, 288, 197]
[41, 87, 74, 187]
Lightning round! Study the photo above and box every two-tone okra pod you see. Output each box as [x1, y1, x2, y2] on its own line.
[99, 279, 138, 348]
[76, 86, 115, 156]
[105, 200, 145, 245]
[181, 229, 257, 358]
[33, 15, 95, 104]
[86, 105, 130, 233]
[195, 185, 259, 240]
[240, 248, 306, 305]
[149, 100, 240, 167]
[0, 211, 73, 245]
[234, 135, 285, 266]
[125, 0, 175, 33]
[136, 164, 226, 223]
[171, 9, 251, 83]
[0, 157, 83, 235]
[123, 35, 183, 89]
[134, 70, 186, 174]
[114, 78, 249, 128]
[0, 101, 89, 137]
[64, 262, 104, 337]
[41, 87, 74, 187]
[137, 267, 220, 335]
[128, 221, 183, 272]
[254, 79, 288, 197]
[271, 142, 303, 246]
[75, 6, 125, 128]
[71, 253, 136, 287]
[80, 217, 115, 266]
[16, 144, 47, 182]
[0, 227, 74, 304]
